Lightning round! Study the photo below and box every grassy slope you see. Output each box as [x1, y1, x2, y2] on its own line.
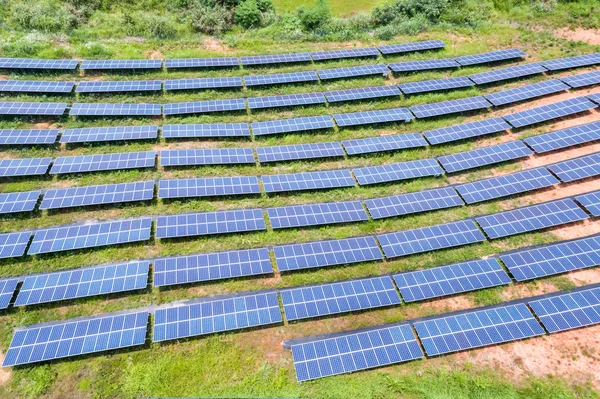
[272, 0, 389, 16]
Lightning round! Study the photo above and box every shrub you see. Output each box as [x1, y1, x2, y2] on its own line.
[441, 0, 495, 25]
[79, 41, 114, 58]
[188, 3, 233, 35]
[0, 33, 52, 57]
[297, 0, 331, 32]
[235, 0, 262, 29]
[255, 0, 274, 12]
[8, 0, 79, 32]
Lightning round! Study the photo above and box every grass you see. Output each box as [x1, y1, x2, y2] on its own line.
[272, 0, 389, 17]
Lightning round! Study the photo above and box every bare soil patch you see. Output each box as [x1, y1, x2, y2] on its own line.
[0, 353, 10, 385]
[556, 28, 600, 45]
[203, 38, 231, 53]
[146, 50, 164, 60]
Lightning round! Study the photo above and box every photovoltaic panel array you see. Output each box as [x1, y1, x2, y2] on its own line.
[0, 129, 59, 145]
[76, 80, 162, 93]
[158, 176, 260, 199]
[274, 236, 383, 272]
[333, 107, 413, 127]
[243, 71, 318, 86]
[0, 58, 78, 70]
[0, 190, 40, 214]
[241, 53, 311, 66]
[0, 80, 74, 94]
[256, 142, 344, 163]
[2, 311, 149, 366]
[523, 121, 600, 153]
[399, 76, 474, 95]
[70, 103, 161, 116]
[423, 117, 510, 145]
[500, 234, 600, 281]
[377, 220, 486, 258]
[502, 96, 597, 128]
[165, 57, 239, 69]
[60, 125, 158, 143]
[352, 158, 443, 185]
[378, 39, 446, 55]
[50, 151, 156, 174]
[153, 292, 281, 342]
[14, 261, 150, 306]
[153, 248, 272, 287]
[560, 70, 600, 88]
[317, 64, 389, 80]
[251, 116, 334, 136]
[163, 77, 243, 91]
[247, 93, 326, 110]
[393, 258, 511, 302]
[364, 186, 464, 220]
[0, 232, 31, 259]
[160, 148, 254, 166]
[455, 167, 559, 204]
[454, 49, 526, 66]
[40, 181, 154, 210]
[468, 63, 547, 85]
[162, 123, 250, 138]
[437, 140, 533, 173]
[413, 303, 544, 356]
[587, 93, 600, 104]
[324, 85, 401, 103]
[267, 201, 368, 229]
[310, 47, 380, 61]
[281, 276, 400, 321]
[155, 209, 266, 239]
[0, 102, 66, 116]
[261, 170, 355, 193]
[410, 96, 491, 118]
[342, 133, 427, 155]
[388, 58, 459, 72]
[0, 279, 18, 309]
[291, 323, 423, 382]
[80, 59, 162, 70]
[163, 98, 246, 115]
[484, 79, 569, 107]
[546, 152, 600, 182]
[0, 158, 52, 177]
[539, 52, 600, 71]
[529, 287, 600, 333]
[576, 190, 600, 216]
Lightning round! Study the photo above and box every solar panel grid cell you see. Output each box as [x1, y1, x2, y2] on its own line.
[256, 142, 345, 163]
[76, 80, 162, 93]
[0, 129, 59, 145]
[398, 76, 474, 95]
[50, 151, 156, 174]
[523, 121, 600, 153]
[560, 70, 600, 88]
[163, 77, 243, 91]
[0, 279, 18, 309]
[588, 93, 600, 104]
[157, 176, 260, 199]
[163, 98, 246, 115]
[244, 71, 318, 86]
[324, 85, 401, 103]
[165, 57, 239, 69]
[162, 123, 250, 138]
[437, 140, 533, 173]
[40, 181, 155, 209]
[352, 158, 443, 185]
[70, 103, 161, 116]
[247, 93, 326, 110]
[0, 102, 67, 115]
[241, 53, 311, 65]
[454, 49, 526, 66]
[484, 79, 569, 107]
[410, 96, 492, 118]
[342, 133, 427, 155]
[546, 152, 600, 182]
[267, 201, 369, 229]
[540, 52, 600, 71]
[333, 107, 414, 127]
[251, 116, 334, 136]
[317, 64, 389, 80]
[60, 125, 158, 143]
[388, 58, 459, 72]
[80, 59, 162, 70]
[0, 58, 78, 70]
[378, 40, 446, 54]
[0, 190, 41, 214]
[159, 148, 255, 166]
[468, 63, 547, 85]
[423, 117, 510, 145]
[364, 187, 464, 219]
[261, 170, 355, 193]
[0, 158, 52, 177]
[310, 47, 380, 61]
[575, 190, 600, 216]
[0, 232, 32, 259]
[0, 80, 74, 93]
[502, 96, 597, 128]
[529, 287, 600, 333]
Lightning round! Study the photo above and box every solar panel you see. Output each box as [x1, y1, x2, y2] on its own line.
[153, 248, 273, 287]
[468, 63, 547, 85]
[0, 102, 67, 116]
[0, 278, 18, 309]
[163, 99, 246, 115]
[159, 148, 254, 166]
[576, 190, 600, 216]
[399, 76, 474, 95]
[423, 117, 510, 145]
[76, 80, 162, 93]
[560, 70, 600, 88]
[529, 287, 600, 333]
[454, 49, 526, 66]
[310, 47, 380, 61]
[267, 201, 368, 229]
[317, 64, 389, 80]
[539, 52, 600, 71]
[50, 151, 156, 174]
[291, 323, 423, 382]
[158, 176, 260, 199]
[155, 209, 266, 239]
[247, 93, 326, 110]
[28, 218, 152, 255]
[0, 58, 78, 70]
[500, 234, 600, 281]
[162, 123, 250, 138]
[163, 77, 243, 91]
[14, 261, 150, 306]
[437, 140, 533, 173]
[388, 58, 459, 72]
[342, 133, 427, 155]
[241, 52, 311, 66]
[413, 303, 544, 356]
[502, 96, 597, 128]
[153, 292, 281, 342]
[378, 40, 446, 55]
[394, 258, 511, 302]
[523, 121, 600, 153]
[484, 79, 569, 107]
[0, 190, 40, 214]
[546, 152, 600, 182]
[377, 219, 486, 258]
[333, 107, 414, 127]
[0, 129, 59, 145]
[261, 169, 355, 193]
[2, 311, 149, 366]
[352, 158, 443, 185]
[0, 158, 52, 177]
[0, 80, 74, 94]
[70, 103, 161, 116]
[0, 231, 32, 259]
[40, 181, 154, 209]
[251, 116, 334, 136]
[256, 142, 344, 163]
[410, 96, 491, 119]
[243, 71, 318, 86]
[165, 57, 239, 69]
[281, 276, 400, 321]
[588, 93, 600, 105]
[80, 59, 162, 70]
[324, 85, 400, 103]
[364, 186, 464, 219]
[455, 167, 559, 204]
[274, 236, 383, 272]
[60, 125, 158, 143]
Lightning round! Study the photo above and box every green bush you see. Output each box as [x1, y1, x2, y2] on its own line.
[188, 2, 233, 35]
[441, 0, 495, 25]
[8, 0, 79, 32]
[0, 33, 52, 57]
[235, 0, 262, 28]
[297, 0, 331, 32]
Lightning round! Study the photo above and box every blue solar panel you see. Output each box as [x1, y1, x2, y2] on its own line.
[274, 236, 383, 272]
[76, 80, 162, 93]
[2, 311, 149, 367]
[560, 70, 600, 88]
[0, 158, 52, 177]
[163, 99, 246, 115]
[257, 142, 344, 163]
[546, 152, 600, 182]
[160, 148, 254, 166]
[423, 117, 510, 145]
[0, 58, 78, 70]
[281, 276, 400, 321]
[60, 125, 158, 143]
[523, 121, 600, 153]
[0, 102, 66, 116]
[163, 78, 242, 91]
[454, 49, 526, 66]
[587, 93, 600, 105]
[0, 80, 74, 93]
[244, 71, 318, 86]
[364, 186, 464, 219]
[15, 261, 150, 306]
[500, 234, 600, 281]
[378, 40, 446, 55]
[0, 278, 18, 309]
[0, 232, 32, 259]
[40, 181, 154, 210]
[324, 85, 401, 103]
[153, 292, 281, 342]
[267, 201, 368, 229]
[310, 47, 380, 61]
[70, 103, 161, 116]
[0, 129, 59, 145]
[484, 79, 569, 107]
[529, 287, 600, 333]
[410, 96, 492, 118]
[413, 303, 544, 356]
[342, 133, 427, 155]
[388, 58, 459, 72]
[576, 190, 600, 216]
[0, 190, 40, 214]
[540, 52, 600, 71]
[162, 123, 250, 138]
[251, 116, 334, 136]
[333, 108, 414, 127]
[247, 93, 326, 110]
[165, 57, 239, 69]
[394, 258, 511, 302]
[291, 323, 423, 382]
[50, 151, 156, 174]
[80, 59, 162, 70]
[153, 248, 272, 287]
[399, 76, 474, 95]
[241, 53, 311, 66]
[28, 218, 152, 255]
[155, 209, 266, 239]
[377, 219, 486, 258]
[317, 64, 389, 80]
[502, 97, 597, 128]
[158, 176, 259, 199]
[468, 63, 547, 85]
[261, 169, 355, 193]
[437, 140, 533, 173]
[352, 158, 443, 186]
